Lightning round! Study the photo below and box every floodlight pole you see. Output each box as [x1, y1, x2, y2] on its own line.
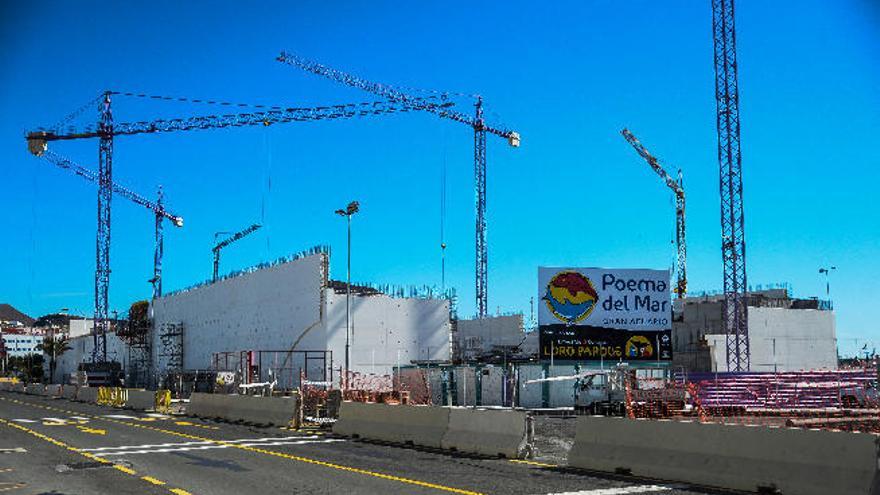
[336, 201, 359, 387]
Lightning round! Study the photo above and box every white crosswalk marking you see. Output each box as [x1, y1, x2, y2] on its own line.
[82, 441, 212, 452]
[102, 414, 139, 419]
[239, 439, 344, 448]
[70, 416, 90, 420]
[11, 419, 36, 423]
[145, 413, 170, 418]
[79, 436, 343, 456]
[544, 486, 671, 495]
[224, 436, 319, 443]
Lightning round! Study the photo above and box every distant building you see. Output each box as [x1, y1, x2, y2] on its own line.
[0, 333, 42, 357]
[672, 289, 837, 372]
[68, 318, 94, 339]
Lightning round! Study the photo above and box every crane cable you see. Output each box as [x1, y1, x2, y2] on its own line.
[262, 129, 273, 258]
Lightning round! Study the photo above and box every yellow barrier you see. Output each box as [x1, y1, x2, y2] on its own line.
[97, 387, 110, 405]
[97, 387, 127, 407]
[154, 390, 172, 413]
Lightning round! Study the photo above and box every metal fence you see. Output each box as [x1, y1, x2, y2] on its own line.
[211, 349, 333, 391]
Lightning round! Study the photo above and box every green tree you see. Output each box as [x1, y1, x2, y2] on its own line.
[7, 355, 44, 382]
[37, 335, 72, 384]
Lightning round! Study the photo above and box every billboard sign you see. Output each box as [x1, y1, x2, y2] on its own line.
[538, 267, 672, 361]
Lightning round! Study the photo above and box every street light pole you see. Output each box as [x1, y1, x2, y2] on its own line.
[819, 266, 837, 298]
[335, 201, 359, 387]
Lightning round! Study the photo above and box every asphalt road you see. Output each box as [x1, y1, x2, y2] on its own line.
[0, 391, 730, 495]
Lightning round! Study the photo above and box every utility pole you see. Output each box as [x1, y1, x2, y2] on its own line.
[335, 201, 360, 385]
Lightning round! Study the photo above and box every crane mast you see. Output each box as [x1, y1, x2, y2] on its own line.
[151, 186, 166, 299]
[712, 0, 749, 371]
[276, 52, 521, 318]
[213, 224, 262, 281]
[27, 92, 441, 362]
[620, 129, 687, 298]
[95, 92, 113, 362]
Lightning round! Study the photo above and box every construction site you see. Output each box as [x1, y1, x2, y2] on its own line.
[1, 2, 877, 495]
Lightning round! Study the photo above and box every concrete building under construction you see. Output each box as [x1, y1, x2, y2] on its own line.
[672, 288, 837, 372]
[53, 247, 452, 387]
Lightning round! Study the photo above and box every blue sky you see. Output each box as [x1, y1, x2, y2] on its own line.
[1, 1, 877, 356]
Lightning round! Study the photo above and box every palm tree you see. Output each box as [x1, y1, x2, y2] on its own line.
[37, 335, 72, 384]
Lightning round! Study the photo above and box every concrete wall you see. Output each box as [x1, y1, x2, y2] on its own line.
[326, 289, 450, 373]
[151, 254, 326, 372]
[150, 252, 451, 380]
[706, 307, 837, 372]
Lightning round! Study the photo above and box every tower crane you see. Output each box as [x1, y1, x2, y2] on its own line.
[32, 146, 183, 299]
[212, 224, 262, 282]
[712, 0, 749, 371]
[148, 185, 172, 299]
[620, 129, 687, 298]
[276, 52, 521, 318]
[26, 91, 454, 362]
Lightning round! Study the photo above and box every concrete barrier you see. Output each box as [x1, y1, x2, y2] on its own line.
[568, 416, 880, 495]
[25, 383, 44, 395]
[45, 384, 63, 397]
[333, 402, 450, 448]
[62, 385, 78, 400]
[188, 393, 300, 427]
[125, 390, 156, 410]
[11, 383, 25, 393]
[76, 387, 98, 403]
[441, 408, 530, 458]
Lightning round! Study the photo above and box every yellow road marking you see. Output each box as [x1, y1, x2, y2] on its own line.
[0, 414, 193, 495]
[174, 421, 218, 430]
[114, 464, 137, 475]
[0, 395, 484, 495]
[76, 426, 106, 435]
[142, 476, 166, 485]
[0, 468, 12, 473]
[509, 459, 557, 468]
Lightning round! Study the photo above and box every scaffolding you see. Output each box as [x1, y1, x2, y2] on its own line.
[158, 322, 184, 372]
[125, 328, 152, 389]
